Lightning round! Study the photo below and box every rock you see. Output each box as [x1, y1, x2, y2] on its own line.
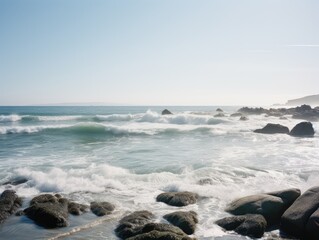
[0, 190, 23, 223]
[2, 177, 28, 186]
[163, 211, 198, 235]
[281, 186, 319, 239]
[198, 178, 214, 185]
[90, 201, 115, 216]
[126, 223, 195, 240]
[24, 195, 69, 228]
[68, 202, 89, 215]
[226, 188, 300, 226]
[231, 112, 243, 117]
[162, 109, 173, 115]
[156, 192, 198, 207]
[216, 108, 223, 112]
[216, 214, 267, 238]
[214, 113, 225, 117]
[254, 123, 289, 134]
[115, 210, 154, 239]
[238, 107, 268, 115]
[240, 116, 248, 121]
[289, 122, 315, 137]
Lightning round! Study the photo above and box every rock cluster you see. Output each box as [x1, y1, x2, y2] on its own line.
[217, 187, 319, 239]
[0, 190, 22, 224]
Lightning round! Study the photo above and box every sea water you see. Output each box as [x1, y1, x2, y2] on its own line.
[0, 106, 318, 239]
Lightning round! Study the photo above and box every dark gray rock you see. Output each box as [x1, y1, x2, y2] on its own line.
[216, 108, 223, 112]
[90, 201, 115, 216]
[156, 192, 198, 207]
[126, 223, 195, 240]
[240, 116, 248, 121]
[198, 178, 214, 185]
[2, 177, 28, 186]
[289, 122, 315, 137]
[230, 112, 243, 117]
[68, 202, 89, 215]
[115, 210, 154, 239]
[214, 113, 225, 117]
[216, 214, 267, 238]
[281, 186, 319, 238]
[0, 190, 23, 223]
[163, 211, 198, 235]
[254, 123, 289, 134]
[24, 195, 69, 228]
[162, 109, 173, 115]
[226, 188, 300, 226]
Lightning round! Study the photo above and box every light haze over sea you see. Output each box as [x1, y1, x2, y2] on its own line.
[0, 106, 318, 239]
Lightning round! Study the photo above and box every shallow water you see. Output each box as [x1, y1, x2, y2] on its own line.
[0, 106, 318, 239]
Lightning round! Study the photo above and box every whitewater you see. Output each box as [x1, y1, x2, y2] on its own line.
[0, 106, 318, 239]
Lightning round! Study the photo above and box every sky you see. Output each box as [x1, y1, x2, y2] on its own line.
[0, 0, 318, 106]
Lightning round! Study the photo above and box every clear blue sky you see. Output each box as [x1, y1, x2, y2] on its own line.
[0, 0, 318, 106]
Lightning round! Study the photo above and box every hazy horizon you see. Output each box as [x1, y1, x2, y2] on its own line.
[1, 0, 318, 106]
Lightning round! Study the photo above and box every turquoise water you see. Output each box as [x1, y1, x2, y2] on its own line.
[0, 106, 318, 239]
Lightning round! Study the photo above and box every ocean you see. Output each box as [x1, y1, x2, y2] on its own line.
[0, 106, 318, 239]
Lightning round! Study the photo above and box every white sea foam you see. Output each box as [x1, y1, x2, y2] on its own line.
[0, 114, 21, 122]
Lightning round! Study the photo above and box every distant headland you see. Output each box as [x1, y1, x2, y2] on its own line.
[286, 94, 319, 106]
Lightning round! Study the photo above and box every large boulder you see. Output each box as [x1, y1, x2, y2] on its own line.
[115, 210, 154, 239]
[162, 109, 173, 115]
[126, 223, 195, 240]
[280, 186, 319, 239]
[156, 192, 198, 207]
[225, 188, 300, 226]
[216, 214, 267, 238]
[216, 108, 223, 112]
[2, 177, 28, 186]
[289, 122, 315, 137]
[163, 211, 198, 235]
[90, 201, 115, 216]
[253, 123, 289, 134]
[24, 194, 69, 228]
[0, 190, 23, 223]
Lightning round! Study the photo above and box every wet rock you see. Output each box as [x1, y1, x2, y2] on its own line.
[68, 202, 89, 215]
[115, 210, 154, 239]
[162, 109, 173, 115]
[216, 108, 223, 112]
[0, 190, 23, 223]
[238, 107, 268, 115]
[240, 116, 248, 121]
[281, 186, 319, 239]
[127, 223, 195, 240]
[214, 113, 225, 117]
[216, 214, 267, 238]
[198, 178, 214, 185]
[230, 112, 243, 117]
[90, 201, 115, 216]
[2, 177, 28, 186]
[156, 192, 198, 207]
[163, 211, 198, 235]
[24, 195, 69, 228]
[289, 121, 315, 137]
[226, 188, 300, 226]
[254, 123, 289, 134]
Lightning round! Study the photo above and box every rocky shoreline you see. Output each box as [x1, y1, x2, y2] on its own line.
[1, 186, 319, 239]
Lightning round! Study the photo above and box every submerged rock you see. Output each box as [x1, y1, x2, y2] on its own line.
[24, 194, 69, 228]
[289, 121, 315, 137]
[162, 109, 173, 115]
[198, 178, 214, 185]
[163, 211, 198, 235]
[115, 210, 154, 239]
[281, 186, 319, 239]
[0, 190, 23, 224]
[254, 123, 289, 134]
[90, 201, 115, 216]
[230, 112, 243, 117]
[225, 188, 300, 226]
[2, 177, 28, 186]
[156, 192, 198, 207]
[214, 113, 225, 117]
[240, 116, 248, 121]
[216, 214, 267, 238]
